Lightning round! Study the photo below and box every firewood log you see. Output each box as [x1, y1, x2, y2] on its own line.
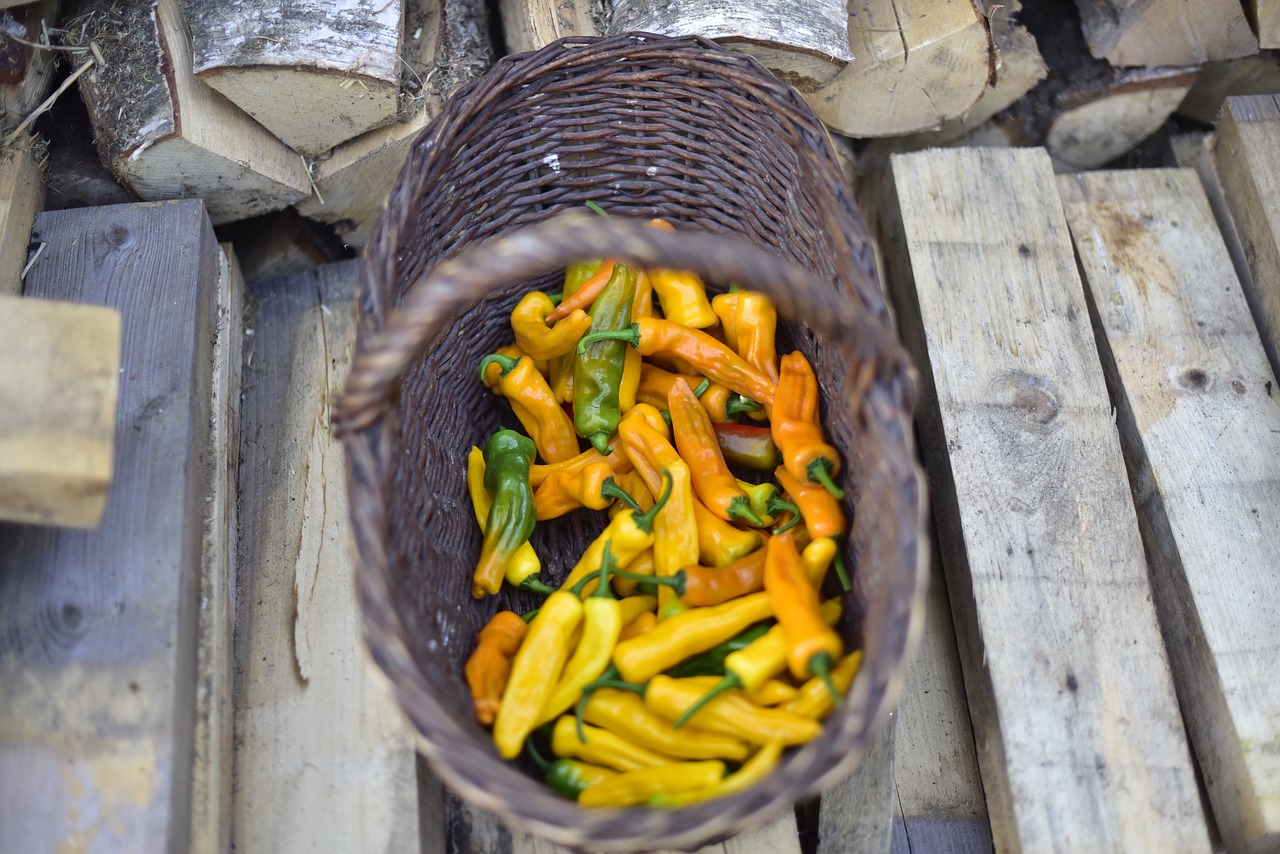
[1244, 0, 1280, 48]
[0, 135, 43, 295]
[1074, 0, 1258, 66]
[499, 0, 602, 54]
[1177, 51, 1280, 125]
[0, 1, 60, 122]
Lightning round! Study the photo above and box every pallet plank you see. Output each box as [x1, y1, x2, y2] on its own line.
[884, 147, 1211, 854]
[1059, 167, 1280, 854]
[0, 199, 222, 852]
[233, 260, 429, 853]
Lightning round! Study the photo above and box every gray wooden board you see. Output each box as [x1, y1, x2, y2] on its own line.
[884, 147, 1211, 853]
[0, 200, 221, 853]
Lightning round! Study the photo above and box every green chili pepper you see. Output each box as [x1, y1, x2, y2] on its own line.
[527, 734, 616, 798]
[472, 430, 538, 599]
[664, 621, 773, 678]
[573, 262, 637, 454]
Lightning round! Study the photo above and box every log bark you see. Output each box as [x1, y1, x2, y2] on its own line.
[1244, 0, 1280, 48]
[607, 0, 852, 92]
[74, 0, 310, 225]
[1177, 51, 1280, 125]
[0, 1, 60, 121]
[807, 0, 993, 138]
[294, 0, 491, 247]
[1075, 0, 1258, 66]
[185, 0, 403, 157]
[499, 0, 603, 54]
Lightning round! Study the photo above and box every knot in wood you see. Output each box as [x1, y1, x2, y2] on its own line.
[1176, 368, 1209, 391]
[991, 370, 1061, 427]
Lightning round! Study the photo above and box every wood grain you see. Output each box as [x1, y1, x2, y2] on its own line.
[1215, 94, 1280, 379]
[1075, 0, 1259, 66]
[1060, 167, 1280, 854]
[0, 140, 45, 295]
[0, 199, 222, 852]
[1177, 52, 1280, 126]
[499, 0, 602, 53]
[817, 716, 896, 854]
[1244, 0, 1280, 47]
[885, 147, 1211, 853]
[233, 260, 425, 853]
[0, 1, 59, 119]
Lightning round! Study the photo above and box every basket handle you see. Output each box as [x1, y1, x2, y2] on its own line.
[337, 214, 886, 433]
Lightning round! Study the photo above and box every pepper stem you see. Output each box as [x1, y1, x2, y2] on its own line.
[810, 652, 842, 705]
[631, 468, 673, 534]
[520, 607, 541, 623]
[833, 536, 851, 592]
[728, 283, 743, 293]
[725, 394, 762, 417]
[807, 457, 845, 500]
[693, 378, 711, 397]
[660, 409, 672, 429]
[519, 576, 556, 597]
[600, 476, 643, 513]
[574, 665, 644, 742]
[576, 323, 641, 355]
[584, 200, 610, 218]
[672, 674, 741, 729]
[590, 542, 617, 599]
[767, 494, 802, 533]
[525, 737, 551, 771]
[477, 352, 519, 383]
[588, 431, 613, 455]
[727, 496, 765, 527]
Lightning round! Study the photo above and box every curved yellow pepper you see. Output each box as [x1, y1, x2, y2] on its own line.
[511, 291, 593, 360]
[578, 760, 726, 808]
[493, 592, 583, 759]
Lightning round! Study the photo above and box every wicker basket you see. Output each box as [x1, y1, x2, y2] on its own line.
[336, 32, 927, 852]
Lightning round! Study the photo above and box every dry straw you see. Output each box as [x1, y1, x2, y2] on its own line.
[336, 32, 928, 852]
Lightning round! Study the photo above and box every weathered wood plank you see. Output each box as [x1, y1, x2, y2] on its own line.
[0, 199, 222, 852]
[1244, 0, 1280, 47]
[1215, 94, 1280, 378]
[233, 260, 427, 853]
[1075, 0, 1258, 66]
[0, 140, 44, 295]
[499, 0, 602, 53]
[885, 147, 1211, 853]
[816, 716, 896, 854]
[808, 0, 992, 138]
[1059, 167, 1280, 854]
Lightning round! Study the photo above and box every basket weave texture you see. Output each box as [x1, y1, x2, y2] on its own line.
[337, 32, 927, 853]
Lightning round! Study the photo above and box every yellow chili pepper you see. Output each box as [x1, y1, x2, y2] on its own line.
[561, 472, 672, 595]
[649, 741, 783, 808]
[550, 715, 670, 772]
[579, 760, 726, 808]
[467, 446, 550, 594]
[636, 363, 736, 424]
[482, 344, 550, 385]
[529, 441, 632, 489]
[735, 479, 801, 530]
[681, 675, 799, 707]
[765, 534, 843, 691]
[618, 594, 657, 625]
[644, 219, 717, 329]
[611, 591, 774, 684]
[620, 346, 642, 414]
[633, 269, 654, 318]
[581, 688, 750, 762]
[783, 650, 863, 720]
[711, 290, 741, 352]
[606, 470, 654, 520]
[669, 376, 763, 525]
[693, 497, 761, 568]
[801, 536, 838, 589]
[533, 461, 616, 520]
[478, 352, 580, 463]
[732, 290, 780, 385]
[511, 290, 593, 360]
[618, 610, 658, 641]
[645, 675, 822, 745]
[611, 547, 654, 596]
[494, 591, 583, 758]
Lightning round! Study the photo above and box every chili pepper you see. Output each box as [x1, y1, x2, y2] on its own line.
[643, 219, 717, 329]
[606, 470, 654, 521]
[548, 758, 617, 799]
[617, 611, 657, 641]
[669, 598, 841, 728]
[732, 290, 781, 384]
[692, 496, 762, 568]
[775, 466, 845, 541]
[645, 675, 822, 745]
[617, 416, 699, 618]
[533, 461, 616, 520]
[681, 675, 799, 707]
[464, 610, 529, 725]
[611, 591, 774, 683]
[631, 547, 767, 607]
[580, 688, 750, 762]
[548, 259, 603, 402]
[619, 346, 642, 414]
[734, 479, 801, 530]
[636, 364, 736, 424]
[649, 741, 783, 808]
[473, 431, 539, 599]
[725, 393, 764, 420]
[714, 423, 782, 471]
[550, 715, 670, 772]
[772, 351, 844, 497]
[573, 263, 637, 454]
[665, 621, 773, 678]
[710, 290, 741, 352]
[579, 760, 726, 808]
[511, 291, 594, 360]
[481, 344, 551, 386]
[478, 352, 580, 464]
[618, 594, 657, 625]
[633, 269, 654, 318]
[466, 446, 551, 595]
[783, 650, 863, 720]
[611, 546, 654, 596]
[577, 317, 776, 407]
[669, 377, 763, 525]
[529, 441, 632, 489]
[561, 470, 672, 595]
[538, 542, 625, 726]
[801, 536, 838, 589]
[764, 534, 843, 702]
[547, 258, 623, 321]
[493, 590, 584, 758]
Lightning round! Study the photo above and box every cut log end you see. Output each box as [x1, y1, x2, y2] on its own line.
[1047, 82, 1198, 171]
[1077, 0, 1260, 67]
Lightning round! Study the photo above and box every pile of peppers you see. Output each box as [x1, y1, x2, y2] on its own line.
[463, 216, 861, 809]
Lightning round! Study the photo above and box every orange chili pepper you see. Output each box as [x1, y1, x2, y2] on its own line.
[764, 534, 843, 699]
[710, 290, 741, 352]
[644, 219, 717, 329]
[670, 546, 767, 607]
[772, 351, 843, 497]
[533, 461, 617, 520]
[547, 259, 623, 321]
[478, 352, 580, 463]
[607, 470, 655, 519]
[464, 610, 529, 725]
[775, 466, 845, 540]
[636, 363, 735, 424]
[529, 442, 632, 489]
[668, 377, 763, 525]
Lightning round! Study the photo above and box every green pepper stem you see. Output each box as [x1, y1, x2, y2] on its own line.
[807, 457, 845, 500]
[478, 352, 519, 383]
[520, 608, 541, 623]
[631, 468, 673, 534]
[767, 494, 803, 533]
[727, 496, 765, 527]
[576, 323, 641, 355]
[833, 536, 851, 592]
[584, 200, 610, 218]
[590, 541, 617, 600]
[575, 665, 644, 742]
[725, 394, 762, 416]
[693, 378, 711, 397]
[660, 409, 672, 429]
[525, 737, 552, 771]
[728, 283, 743, 293]
[519, 576, 556, 597]
[810, 652, 842, 706]
[672, 673, 742, 729]
[546, 291, 563, 306]
[588, 431, 613, 455]
[601, 476, 643, 513]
